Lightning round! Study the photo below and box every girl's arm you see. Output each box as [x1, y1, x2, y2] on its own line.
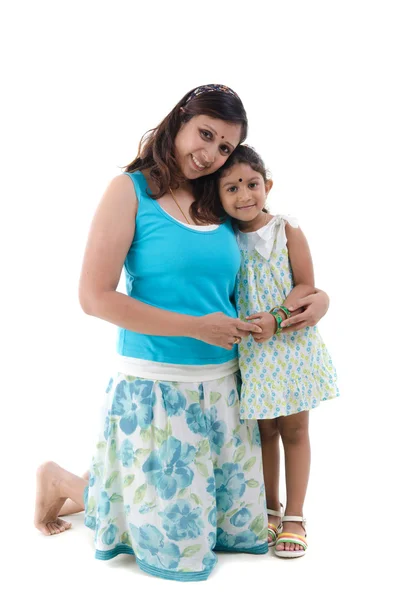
[282, 223, 316, 306]
[279, 224, 329, 331]
[79, 175, 261, 350]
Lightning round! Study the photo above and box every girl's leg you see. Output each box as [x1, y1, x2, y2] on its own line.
[258, 418, 282, 541]
[277, 411, 310, 552]
[58, 471, 90, 516]
[34, 461, 87, 536]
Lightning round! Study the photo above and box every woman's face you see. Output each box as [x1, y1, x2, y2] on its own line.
[174, 114, 242, 180]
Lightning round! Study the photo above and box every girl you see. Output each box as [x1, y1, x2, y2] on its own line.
[214, 145, 339, 558]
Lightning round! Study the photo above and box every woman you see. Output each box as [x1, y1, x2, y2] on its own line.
[34, 84, 330, 581]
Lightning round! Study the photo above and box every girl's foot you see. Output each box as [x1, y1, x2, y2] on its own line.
[275, 519, 306, 552]
[34, 461, 72, 535]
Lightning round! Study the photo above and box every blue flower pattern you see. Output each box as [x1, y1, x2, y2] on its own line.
[98, 491, 111, 518]
[217, 527, 258, 549]
[130, 524, 181, 570]
[206, 406, 226, 455]
[186, 404, 227, 456]
[185, 403, 207, 435]
[160, 500, 204, 541]
[142, 437, 196, 500]
[111, 379, 156, 435]
[215, 463, 246, 513]
[230, 507, 251, 527]
[119, 439, 135, 468]
[160, 383, 186, 417]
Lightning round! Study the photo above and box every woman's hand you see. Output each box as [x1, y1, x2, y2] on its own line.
[280, 288, 330, 332]
[194, 312, 262, 350]
[246, 312, 276, 342]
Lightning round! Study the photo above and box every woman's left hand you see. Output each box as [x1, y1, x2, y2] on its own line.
[280, 288, 330, 332]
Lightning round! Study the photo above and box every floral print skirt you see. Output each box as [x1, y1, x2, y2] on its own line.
[84, 372, 268, 581]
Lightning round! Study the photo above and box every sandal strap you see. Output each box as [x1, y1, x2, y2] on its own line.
[276, 532, 308, 550]
[268, 524, 278, 541]
[267, 508, 283, 518]
[282, 515, 306, 529]
[267, 503, 284, 518]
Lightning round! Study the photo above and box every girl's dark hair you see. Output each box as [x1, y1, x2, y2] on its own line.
[193, 144, 269, 220]
[124, 86, 248, 223]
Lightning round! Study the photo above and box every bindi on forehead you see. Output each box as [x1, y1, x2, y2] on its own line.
[239, 178, 243, 182]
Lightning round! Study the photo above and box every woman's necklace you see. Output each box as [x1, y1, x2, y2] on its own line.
[169, 187, 192, 225]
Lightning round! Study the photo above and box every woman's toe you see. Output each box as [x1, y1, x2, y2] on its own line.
[58, 518, 72, 530]
[47, 523, 57, 535]
[37, 523, 51, 536]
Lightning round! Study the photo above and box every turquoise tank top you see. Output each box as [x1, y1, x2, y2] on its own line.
[117, 171, 241, 364]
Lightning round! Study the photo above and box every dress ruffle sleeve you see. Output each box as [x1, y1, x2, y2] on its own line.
[254, 215, 299, 260]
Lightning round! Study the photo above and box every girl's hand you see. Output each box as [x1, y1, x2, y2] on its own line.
[246, 312, 276, 342]
[194, 312, 262, 350]
[280, 288, 330, 332]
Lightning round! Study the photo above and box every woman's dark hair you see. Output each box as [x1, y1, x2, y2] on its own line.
[124, 86, 248, 223]
[193, 144, 270, 220]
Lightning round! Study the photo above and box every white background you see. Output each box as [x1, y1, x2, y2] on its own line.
[1, 0, 395, 597]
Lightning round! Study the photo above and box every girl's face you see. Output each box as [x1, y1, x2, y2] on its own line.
[174, 114, 242, 180]
[218, 162, 273, 228]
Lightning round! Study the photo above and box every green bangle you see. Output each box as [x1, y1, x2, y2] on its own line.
[270, 310, 283, 334]
[271, 305, 291, 319]
[279, 305, 291, 318]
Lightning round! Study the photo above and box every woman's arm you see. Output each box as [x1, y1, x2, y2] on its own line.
[79, 175, 261, 349]
[280, 288, 330, 331]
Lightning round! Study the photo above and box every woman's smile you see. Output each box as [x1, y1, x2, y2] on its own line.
[191, 154, 206, 171]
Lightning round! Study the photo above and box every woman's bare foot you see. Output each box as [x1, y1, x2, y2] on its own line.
[58, 471, 89, 517]
[34, 461, 72, 535]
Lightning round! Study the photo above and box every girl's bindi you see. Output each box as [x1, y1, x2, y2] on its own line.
[239, 178, 243, 182]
